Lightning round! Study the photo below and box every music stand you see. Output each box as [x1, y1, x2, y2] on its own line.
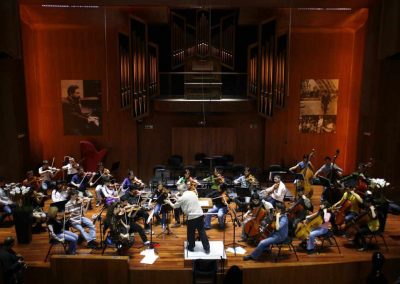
[49, 200, 69, 212]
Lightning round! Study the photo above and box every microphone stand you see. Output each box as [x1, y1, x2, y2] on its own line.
[225, 207, 245, 256]
[146, 209, 159, 252]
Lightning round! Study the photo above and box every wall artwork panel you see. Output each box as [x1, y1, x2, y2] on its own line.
[299, 79, 338, 134]
[61, 80, 102, 136]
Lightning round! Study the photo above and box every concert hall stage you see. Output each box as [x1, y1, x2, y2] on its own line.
[1, 185, 399, 284]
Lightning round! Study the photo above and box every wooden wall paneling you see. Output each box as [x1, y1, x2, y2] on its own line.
[264, 23, 364, 172]
[50, 255, 129, 284]
[20, 7, 139, 178]
[138, 112, 264, 181]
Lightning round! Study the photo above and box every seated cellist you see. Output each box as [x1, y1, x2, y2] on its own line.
[236, 193, 273, 243]
[332, 187, 363, 230]
[302, 201, 332, 254]
[352, 196, 380, 251]
[243, 202, 288, 261]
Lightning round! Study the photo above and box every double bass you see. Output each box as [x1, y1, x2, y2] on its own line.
[300, 149, 315, 198]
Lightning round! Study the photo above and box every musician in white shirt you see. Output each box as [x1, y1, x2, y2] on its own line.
[260, 175, 287, 208]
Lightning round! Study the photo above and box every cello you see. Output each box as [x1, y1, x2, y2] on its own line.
[243, 206, 267, 242]
[295, 212, 323, 240]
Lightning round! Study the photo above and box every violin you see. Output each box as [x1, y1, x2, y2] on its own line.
[245, 174, 259, 187]
[215, 173, 225, 185]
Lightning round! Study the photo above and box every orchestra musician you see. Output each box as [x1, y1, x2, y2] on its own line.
[29, 185, 47, 232]
[101, 177, 120, 206]
[287, 188, 314, 237]
[243, 202, 289, 261]
[289, 152, 315, 198]
[204, 181, 228, 230]
[233, 167, 259, 195]
[65, 190, 98, 248]
[172, 169, 198, 228]
[314, 156, 343, 180]
[103, 198, 149, 247]
[0, 177, 15, 224]
[332, 187, 363, 230]
[236, 193, 272, 243]
[121, 170, 145, 196]
[47, 206, 78, 255]
[62, 157, 80, 183]
[164, 180, 210, 254]
[121, 185, 151, 234]
[22, 170, 41, 192]
[302, 201, 332, 254]
[259, 175, 287, 208]
[0, 236, 27, 284]
[89, 163, 105, 206]
[203, 167, 225, 191]
[38, 160, 59, 192]
[51, 181, 69, 203]
[70, 167, 93, 199]
[150, 183, 170, 231]
[352, 196, 380, 251]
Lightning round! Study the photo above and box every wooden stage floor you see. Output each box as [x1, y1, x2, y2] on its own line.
[1, 184, 400, 283]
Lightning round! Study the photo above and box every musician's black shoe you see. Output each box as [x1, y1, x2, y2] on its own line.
[243, 255, 253, 261]
[204, 248, 210, 254]
[187, 246, 195, 252]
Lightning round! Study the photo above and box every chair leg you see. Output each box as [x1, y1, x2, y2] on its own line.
[275, 245, 282, 262]
[44, 244, 54, 262]
[290, 244, 299, 261]
[380, 235, 389, 252]
[331, 237, 341, 254]
[102, 243, 108, 255]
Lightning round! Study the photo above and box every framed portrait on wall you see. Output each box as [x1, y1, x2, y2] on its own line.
[298, 79, 338, 134]
[61, 80, 102, 136]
